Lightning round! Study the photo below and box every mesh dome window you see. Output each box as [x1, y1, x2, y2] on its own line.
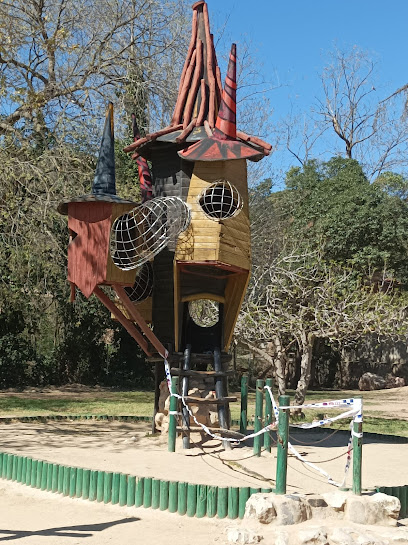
[111, 196, 191, 271]
[198, 179, 243, 220]
[188, 299, 219, 328]
[124, 262, 154, 302]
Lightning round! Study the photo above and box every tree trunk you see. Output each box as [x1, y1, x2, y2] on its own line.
[293, 331, 315, 408]
[240, 338, 287, 395]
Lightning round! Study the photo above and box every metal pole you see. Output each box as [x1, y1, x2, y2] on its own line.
[352, 396, 363, 495]
[253, 379, 264, 457]
[264, 378, 273, 453]
[275, 394, 290, 494]
[168, 376, 179, 452]
[240, 375, 248, 435]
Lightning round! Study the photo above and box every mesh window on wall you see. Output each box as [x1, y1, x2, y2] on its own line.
[198, 180, 243, 220]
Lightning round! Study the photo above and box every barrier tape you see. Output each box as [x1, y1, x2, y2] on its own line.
[164, 355, 363, 484]
[288, 442, 341, 487]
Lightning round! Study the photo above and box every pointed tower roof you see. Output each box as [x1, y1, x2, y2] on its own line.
[124, 2, 272, 160]
[179, 44, 270, 162]
[58, 103, 135, 215]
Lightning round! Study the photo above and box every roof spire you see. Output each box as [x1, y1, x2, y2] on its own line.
[92, 102, 116, 196]
[214, 43, 237, 140]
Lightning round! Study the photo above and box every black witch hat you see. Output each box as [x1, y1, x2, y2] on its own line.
[58, 103, 135, 215]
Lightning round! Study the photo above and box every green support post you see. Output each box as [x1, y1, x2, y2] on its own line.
[36, 461, 43, 488]
[352, 396, 363, 496]
[89, 470, 97, 501]
[239, 487, 250, 519]
[52, 464, 59, 493]
[168, 377, 179, 453]
[41, 462, 48, 491]
[240, 375, 248, 435]
[70, 467, 77, 498]
[17, 457, 23, 483]
[253, 379, 264, 456]
[25, 457, 32, 486]
[276, 394, 290, 495]
[264, 378, 273, 453]
[111, 473, 120, 504]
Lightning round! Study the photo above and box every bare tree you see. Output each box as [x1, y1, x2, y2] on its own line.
[236, 246, 408, 406]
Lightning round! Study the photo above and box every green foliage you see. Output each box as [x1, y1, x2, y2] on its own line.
[278, 157, 408, 281]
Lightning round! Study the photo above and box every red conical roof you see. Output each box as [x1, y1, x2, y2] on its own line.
[124, 2, 272, 161]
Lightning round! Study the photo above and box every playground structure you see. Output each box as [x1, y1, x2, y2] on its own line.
[54, 0, 371, 500]
[58, 0, 272, 449]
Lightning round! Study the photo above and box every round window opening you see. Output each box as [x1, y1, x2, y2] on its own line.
[198, 180, 243, 220]
[188, 299, 219, 328]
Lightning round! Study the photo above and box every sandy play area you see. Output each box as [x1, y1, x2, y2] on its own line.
[0, 420, 407, 544]
[0, 419, 406, 493]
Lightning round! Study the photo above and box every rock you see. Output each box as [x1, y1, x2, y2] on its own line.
[164, 395, 170, 413]
[209, 411, 219, 426]
[244, 494, 276, 524]
[273, 494, 311, 525]
[358, 372, 386, 391]
[154, 412, 164, 430]
[345, 493, 400, 526]
[227, 527, 263, 544]
[244, 494, 311, 526]
[297, 527, 327, 545]
[385, 376, 405, 389]
[355, 533, 377, 545]
[190, 405, 209, 426]
[371, 492, 401, 522]
[161, 414, 169, 434]
[322, 491, 349, 511]
[158, 380, 169, 412]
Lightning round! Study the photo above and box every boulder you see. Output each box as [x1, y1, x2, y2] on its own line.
[244, 493, 311, 526]
[358, 373, 386, 391]
[322, 491, 349, 512]
[385, 375, 405, 389]
[345, 493, 400, 526]
[244, 494, 276, 524]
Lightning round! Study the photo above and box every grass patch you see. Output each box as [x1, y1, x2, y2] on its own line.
[0, 391, 154, 417]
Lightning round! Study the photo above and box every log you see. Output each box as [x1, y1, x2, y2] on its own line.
[182, 39, 203, 127]
[176, 118, 197, 143]
[196, 79, 207, 126]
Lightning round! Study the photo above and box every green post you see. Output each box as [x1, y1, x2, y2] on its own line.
[135, 477, 144, 507]
[159, 480, 169, 511]
[253, 379, 264, 456]
[17, 457, 23, 483]
[206, 486, 217, 518]
[177, 482, 187, 515]
[111, 473, 120, 504]
[264, 378, 273, 453]
[276, 394, 290, 495]
[127, 476, 135, 507]
[217, 487, 228, 519]
[119, 474, 128, 506]
[41, 463, 49, 491]
[186, 484, 197, 517]
[76, 468, 83, 497]
[152, 478, 160, 509]
[168, 377, 179, 453]
[352, 396, 363, 496]
[143, 477, 152, 508]
[89, 470, 97, 501]
[228, 487, 239, 519]
[238, 487, 250, 519]
[70, 467, 77, 498]
[52, 464, 59, 493]
[240, 375, 248, 435]
[168, 481, 178, 513]
[82, 469, 90, 499]
[196, 484, 207, 518]
[97, 471, 105, 502]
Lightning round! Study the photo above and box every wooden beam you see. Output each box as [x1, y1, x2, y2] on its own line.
[93, 286, 151, 356]
[113, 285, 166, 359]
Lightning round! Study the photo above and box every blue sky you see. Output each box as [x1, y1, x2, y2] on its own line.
[206, 1, 408, 184]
